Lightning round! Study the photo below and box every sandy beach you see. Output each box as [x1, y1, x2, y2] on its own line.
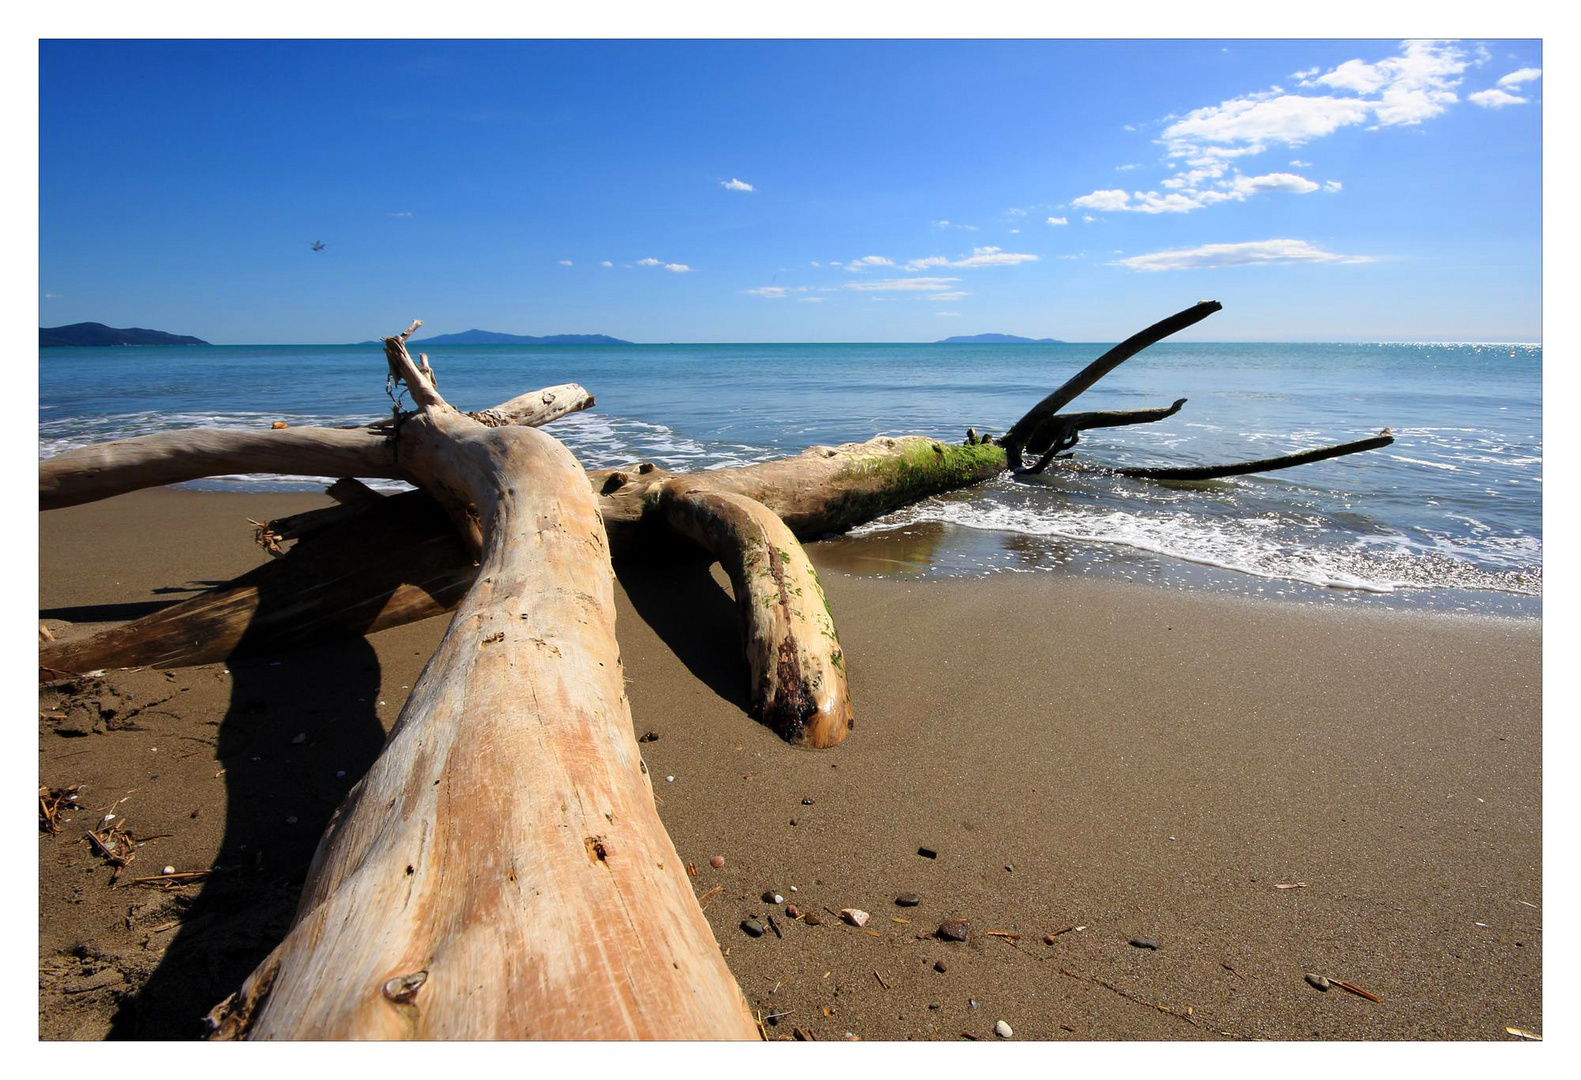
[38, 489, 1541, 1041]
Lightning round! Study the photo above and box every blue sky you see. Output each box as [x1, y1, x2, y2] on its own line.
[39, 38, 1542, 343]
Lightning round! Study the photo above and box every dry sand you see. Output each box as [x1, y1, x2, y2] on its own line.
[38, 490, 1541, 1040]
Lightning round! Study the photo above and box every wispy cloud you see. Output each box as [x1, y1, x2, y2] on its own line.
[931, 219, 979, 231]
[1497, 67, 1542, 87]
[747, 286, 790, 298]
[636, 257, 661, 266]
[935, 311, 961, 316]
[600, 260, 613, 268]
[1114, 238, 1375, 272]
[798, 296, 825, 302]
[388, 211, 413, 218]
[44, 292, 62, 299]
[1047, 216, 1068, 226]
[663, 263, 693, 273]
[843, 276, 963, 293]
[845, 255, 896, 271]
[558, 259, 573, 266]
[721, 177, 755, 192]
[1069, 41, 1489, 221]
[904, 246, 1038, 270]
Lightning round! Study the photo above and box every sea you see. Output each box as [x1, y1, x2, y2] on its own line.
[39, 340, 1542, 618]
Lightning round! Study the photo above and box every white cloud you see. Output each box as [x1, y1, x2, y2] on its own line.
[1116, 163, 1141, 171]
[846, 255, 896, 270]
[810, 261, 821, 268]
[1323, 180, 1343, 192]
[721, 178, 755, 191]
[600, 260, 613, 267]
[1291, 67, 1321, 80]
[663, 263, 693, 273]
[44, 292, 62, 299]
[929, 291, 970, 302]
[1072, 189, 1132, 212]
[1082, 215, 1096, 223]
[1075, 171, 1320, 216]
[558, 259, 573, 266]
[1114, 238, 1375, 272]
[1233, 172, 1320, 195]
[388, 211, 413, 218]
[798, 296, 825, 302]
[1047, 216, 1068, 226]
[1497, 67, 1542, 87]
[747, 287, 788, 298]
[1469, 88, 1527, 108]
[931, 220, 978, 230]
[1007, 207, 1026, 216]
[935, 312, 960, 316]
[843, 276, 962, 293]
[904, 247, 1038, 269]
[636, 257, 661, 266]
[1289, 159, 1313, 167]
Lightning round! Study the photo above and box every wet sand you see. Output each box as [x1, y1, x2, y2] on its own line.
[38, 490, 1541, 1040]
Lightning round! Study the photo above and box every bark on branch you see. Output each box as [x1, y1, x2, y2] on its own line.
[662, 486, 853, 749]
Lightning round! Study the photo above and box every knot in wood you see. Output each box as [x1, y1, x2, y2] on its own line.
[382, 970, 428, 1005]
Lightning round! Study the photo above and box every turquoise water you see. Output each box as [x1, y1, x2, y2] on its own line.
[39, 340, 1541, 612]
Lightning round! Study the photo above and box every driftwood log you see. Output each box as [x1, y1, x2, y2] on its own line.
[37, 301, 1395, 1039]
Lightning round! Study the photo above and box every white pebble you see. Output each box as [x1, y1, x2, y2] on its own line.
[101, 814, 115, 823]
[162, 866, 175, 876]
[840, 908, 870, 927]
[789, 886, 797, 892]
[666, 775, 675, 783]
[995, 1020, 1013, 1039]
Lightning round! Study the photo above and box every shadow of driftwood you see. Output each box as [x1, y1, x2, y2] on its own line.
[106, 621, 392, 1037]
[614, 549, 752, 717]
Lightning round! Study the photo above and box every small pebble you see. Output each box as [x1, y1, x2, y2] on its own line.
[762, 891, 784, 904]
[1042, 934, 1057, 945]
[710, 855, 726, 869]
[933, 960, 947, 973]
[928, 1002, 941, 1010]
[995, 1020, 1013, 1039]
[785, 904, 800, 919]
[336, 770, 346, 778]
[968, 998, 979, 1011]
[291, 732, 306, 744]
[1130, 937, 1159, 950]
[1305, 972, 1330, 992]
[895, 892, 921, 907]
[804, 912, 823, 926]
[741, 919, 765, 938]
[638, 731, 659, 742]
[841, 908, 870, 927]
[918, 846, 938, 859]
[665, 775, 675, 783]
[286, 816, 299, 825]
[162, 866, 175, 876]
[102, 814, 115, 823]
[789, 886, 798, 892]
[802, 797, 815, 805]
[938, 920, 969, 942]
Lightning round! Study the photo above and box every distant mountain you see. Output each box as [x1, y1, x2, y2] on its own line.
[937, 333, 1062, 344]
[41, 322, 210, 347]
[407, 329, 633, 346]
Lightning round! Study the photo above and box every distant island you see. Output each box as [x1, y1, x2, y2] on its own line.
[386, 329, 633, 346]
[41, 322, 210, 347]
[937, 333, 1063, 344]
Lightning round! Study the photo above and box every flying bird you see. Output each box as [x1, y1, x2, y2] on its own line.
[311, 241, 326, 252]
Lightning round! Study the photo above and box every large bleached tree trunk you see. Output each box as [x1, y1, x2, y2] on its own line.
[38, 301, 1397, 1040]
[206, 327, 757, 1040]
